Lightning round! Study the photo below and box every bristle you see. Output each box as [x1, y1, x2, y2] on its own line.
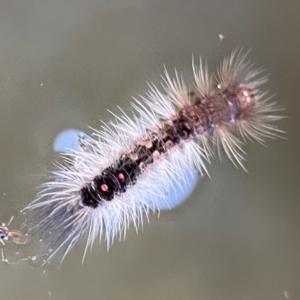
[22, 50, 284, 264]
[192, 57, 214, 98]
[162, 67, 191, 108]
[213, 127, 246, 171]
[217, 49, 267, 91]
[235, 97, 284, 144]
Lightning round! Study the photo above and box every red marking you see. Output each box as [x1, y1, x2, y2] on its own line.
[100, 184, 109, 192]
[117, 173, 125, 181]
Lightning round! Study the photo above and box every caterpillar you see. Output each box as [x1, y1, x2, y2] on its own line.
[22, 50, 283, 264]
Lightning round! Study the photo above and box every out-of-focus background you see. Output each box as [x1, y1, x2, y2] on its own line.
[0, 1, 299, 299]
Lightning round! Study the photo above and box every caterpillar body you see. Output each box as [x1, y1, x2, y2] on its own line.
[23, 50, 283, 263]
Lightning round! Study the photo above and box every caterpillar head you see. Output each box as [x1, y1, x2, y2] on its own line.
[236, 85, 256, 118]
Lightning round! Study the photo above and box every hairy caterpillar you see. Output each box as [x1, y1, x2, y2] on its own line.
[22, 50, 283, 263]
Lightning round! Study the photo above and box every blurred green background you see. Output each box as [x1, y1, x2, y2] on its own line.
[0, 1, 299, 299]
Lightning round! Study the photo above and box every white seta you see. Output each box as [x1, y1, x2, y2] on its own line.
[23, 50, 283, 264]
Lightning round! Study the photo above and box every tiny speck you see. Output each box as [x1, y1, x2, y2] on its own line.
[40, 82, 44, 87]
[218, 33, 225, 41]
[284, 291, 290, 299]
[217, 84, 222, 89]
[3, 193, 6, 196]
[29, 255, 38, 262]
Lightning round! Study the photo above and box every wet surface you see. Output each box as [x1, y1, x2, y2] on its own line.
[0, 1, 299, 299]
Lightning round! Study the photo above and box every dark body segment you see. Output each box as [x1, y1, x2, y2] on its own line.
[81, 86, 251, 208]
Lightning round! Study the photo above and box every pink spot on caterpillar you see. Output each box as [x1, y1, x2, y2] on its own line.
[100, 184, 109, 192]
[117, 173, 125, 181]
